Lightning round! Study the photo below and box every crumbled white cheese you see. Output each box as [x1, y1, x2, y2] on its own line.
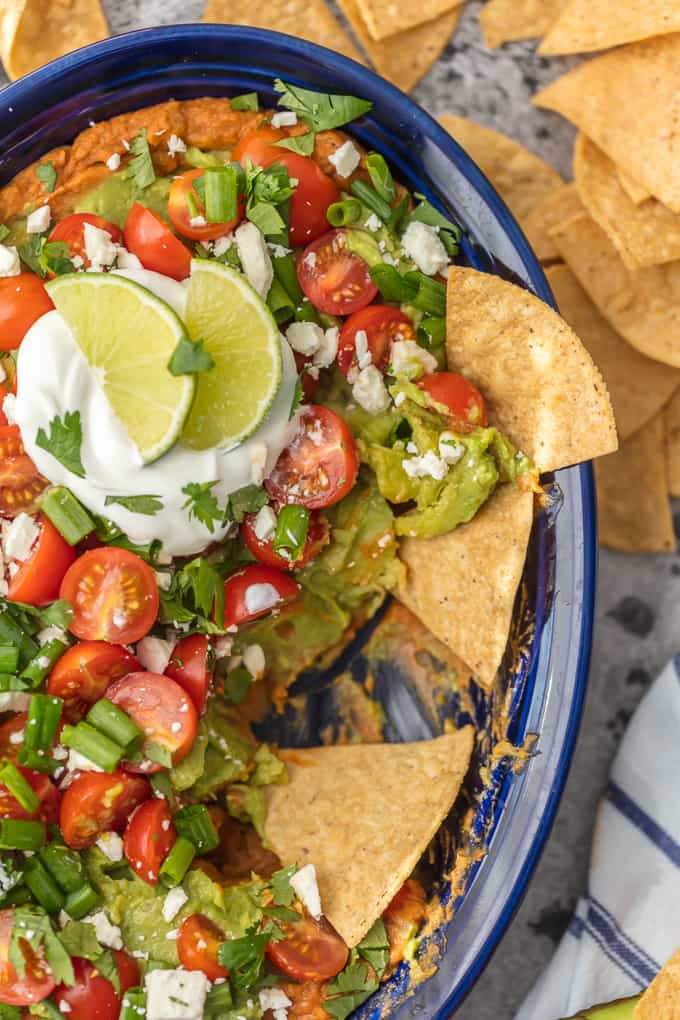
[84, 222, 119, 271]
[438, 431, 464, 465]
[252, 505, 277, 541]
[86, 910, 123, 950]
[162, 886, 188, 923]
[268, 243, 290, 259]
[313, 326, 339, 369]
[244, 583, 282, 617]
[106, 152, 121, 171]
[2, 392, 17, 425]
[71, 254, 85, 270]
[402, 450, 449, 481]
[235, 221, 273, 298]
[400, 221, 449, 277]
[26, 205, 51, 234]
[189, 215, 207, 228]
[328, 140, 360, 178]
[167, 134, 187, 157]
[389, 339, 437, 378]
[2, 512, 39, 562]
[214, 635, 233, 659]
[354, 329, 372, 370]
[154, 570, 173, 592]
[58, 1001, 72, 1014]
[290, 863, 322, 919]
[136, 635, 174, 674]
[286, 321, 323, 357]
[271, 111, 298, 128]
[0, 245, 21, 277]
[0, 693, 30, 713]
[37, 626, 67, 646]
[66, 748, 103, 774]
[303, 251, 317, 270]
[96, 831, 124, 862]
[212, 235, 233, 258]
[116, 247, 143, 270]
[145, 968, 209, 1020]
[242, 644, 265, 678]
[352, 365, 391, 415]
[259, 988, 292, 1020]
[249, 442, 268, 485]
[364, 213, 382, 232]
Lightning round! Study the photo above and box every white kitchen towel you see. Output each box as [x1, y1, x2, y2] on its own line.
[516, 655, 680, 1020]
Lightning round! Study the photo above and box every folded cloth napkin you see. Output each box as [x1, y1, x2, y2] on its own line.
[516, 656, 680, 1020]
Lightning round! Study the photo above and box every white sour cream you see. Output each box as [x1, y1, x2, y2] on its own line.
[15, 268, 299, 557]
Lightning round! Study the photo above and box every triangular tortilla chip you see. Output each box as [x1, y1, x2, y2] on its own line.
[617, 166, 652, 206]
[574, 134, 680, 270]
[398, 485, 534, 688]
[521, 182, 582, 263]
[265, 728, 474, 947]
[534, 35, 680, 213]
[445, 266, 617, 471]
[353, 0, 464, 42]
[634, 949, 680, 1020]
[595, 414, 674, 554]
[664, 390, 680, 499]
[337, 0, 461, 93]
[0, 0, 108, 80]
[550, 208, 680, 368]
[539, 0, 680, 55]
[546, 265, 680, 442]
[479, 0, 563, 49]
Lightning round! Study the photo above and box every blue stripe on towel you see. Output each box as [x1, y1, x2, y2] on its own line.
[586, 900, 657, 985]
[608, 782, 680, 868]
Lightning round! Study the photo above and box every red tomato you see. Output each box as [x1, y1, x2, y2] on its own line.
[337, 305, 415, 377]
[266, 914, 348, 982]
[107, 672, 198, 773]
[0, 274, 54, 351]
[48, 213, 122, 269]
[242, 508, 329, 571]
[297, 229, 377, 316]
[382, 878, 427, 969]
[165, 634, 212, 714]
[418, 371, 487, 430]
[168, 168, 244, 242]
[266, 405, 359, 510]
[0, 768, 59, 824]
[223, 565, 299, 629]
[273, 153, 339, 247]
[123, 798, 176, 884]
[0, 909, 56, 1005]
[7, 513, 76, 606]
[232, 124, 285, 167]
[47, 641, 140, 722]
[177, 914, 229, 981]
[293, 353, 319, 403]
[0, 425, 48, 517]
[60, 548, 159, 644]
[54, 951, 139, 1020]
[123, 203, 191, 281]
[0, 713, 27, 758]
[0, 387, 10, 428]
[59, 770, 150, 850]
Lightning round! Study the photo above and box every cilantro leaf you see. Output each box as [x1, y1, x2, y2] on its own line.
[273, 80, 372, 132]
[58, 920, 102, 960]
[224, 665, 254, 705]
[273, 133, 315, 157]
[365, 153, 396, 203]
[146, 741, 173, 768]
[18, 234, 46, 277]
[94, 949, 120, 995]
[269, 864, 297, 907]
[289, 375, 304, 419]
[165, 556, 226, 630]
[0, 225, 10, 243]
[244, 163, 294, 239]
[124, 128, 155, 190]
[247, 202, 286, 237]
[230, 92, 259, 112]
[36, 161, 57, 193]
[104, 494, 163, 515]
[357, 919, 389, 979]
[226, 484, 267, 524]
[181, 481, 226, 534]
[40, 241, 75, 276]
[0, 1003, 21, 1020]
[325, 957, 378, 1020]
[36, 410, 86, 478]
[217, 932, 269, 988]
[9, 906, 74, 986]
[168, 337, 215, 376]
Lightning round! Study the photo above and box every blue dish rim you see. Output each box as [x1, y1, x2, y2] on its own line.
[0, 26, 596, 1015]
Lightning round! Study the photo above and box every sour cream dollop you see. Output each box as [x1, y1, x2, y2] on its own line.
[15, 268, 299, 557]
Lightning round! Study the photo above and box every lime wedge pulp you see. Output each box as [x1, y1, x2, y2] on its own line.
[45, 273, 195, 464]
[182, 259, 282, 450]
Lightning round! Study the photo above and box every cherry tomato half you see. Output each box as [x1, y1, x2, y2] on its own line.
[382, 878, 427, 970]
[242, 508, 329, 571]
[47, 641, 140, 723]
[168, 168, 244, 242]
[177, 914, 229, 981]
[232, 124, 285, 167]
[107, 672, 198, 773]
[60, 548, 159, 645]
[266, 405, 359, 510]
[337, 305, 415, 377]
[265, 914, 348, 982]
[0, 768, 59, 824]
[123, 203, 191, 281]
[298, 229, 377, 316]
[48, 213, 122, 269]
[7, 513, 76, 606]
[123, 798, 176, 884]
[165, 634, 212, 715]
[274, 153, 339, 247]
[59, 771, 150, 850]
[54, 951, 140, 1020]
[0, 425, 48, 517]
[0, 713, 27, 758]
[0, 909, 56, 1005]
[417, 371, 487, 431]
[0, 274, 54, 351]
[223, 565, 300, 629]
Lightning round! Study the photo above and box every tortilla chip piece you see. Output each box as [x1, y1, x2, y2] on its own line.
[265, 728, 474, 948]
[617, 166, 653, 207]
[203, 0, 362, 61]
[539, 0, 680, 55]
[546, 265, 680, 442]
[353, 0, 464, 42]
[0, 0, 108, 80]
[479, 0, 563, 49]
[595, 414, 674, 554]
[635, 950, 680, 1020]
[550, 209, 680, 368]
[534, 35, 680, 213]
[574, 134, 680, 270]
[446, 266, 617, 471]
[664, 391, 680, 499]
[398, 486, 534, 688]
[521, 182, 581, 263]
[337, 0, 461, 93]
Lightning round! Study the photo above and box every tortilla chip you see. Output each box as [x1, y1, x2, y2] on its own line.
[202, 0, 362, 61]
[337, 0, 461, 93]
[479, 0, 563, 49]
[0, 0, 108, 80]
[617, 166, 653, 206]
[539, 0, 680, 55]
[546, 265, 680, 442]
[635, 950, 680, 1020]
[265, 728, 475, 947]
[595, 414, 674, 554]
[353, 0, 464, 43]
[550, 209, 680, 368]
[398, 486, 534, 688]
[664, 391, 680, 498]
[521, 182, 581, 262]
[574, 134, 680, 270]
[534, 35, 680, 214]
[445, 266, 617, 470]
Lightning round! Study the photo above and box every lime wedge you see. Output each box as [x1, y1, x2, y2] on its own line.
[45, 273, 195, 464]
[182, 259, 282, 450]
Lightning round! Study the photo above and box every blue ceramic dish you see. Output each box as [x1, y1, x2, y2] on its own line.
[0, 26, 596, 1016]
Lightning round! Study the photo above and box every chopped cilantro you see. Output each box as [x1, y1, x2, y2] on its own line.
[18, 236, 73, 278]
[181, 481, 226, 533]
[324, 957, 378, 1020]
[36, 410, 86, 478]
[226, 484, 268, 523]
[365, 153, 396, 203]
[273, 79, 372, 132]
[244, 163, 295, 239]
[104, 494, 163, 515]
[58, 920, 103, 960]
[9, 906, 74, 986]
[269, 864, 297, 907]
[36, 161, 57, 193]
[230, 92, 259, 112]
[224, 664, 254, 705]
[124, 128, 155, 190]
[273, 132, 315, 157]
[146, 741, 173, 768]
[160, 556, 226, 632]
[168, 336, 215, 376]
[217, 931, 269, 988]
[357, 918, 390, 979]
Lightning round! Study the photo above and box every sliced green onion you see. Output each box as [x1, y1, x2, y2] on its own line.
[159, 836, 195, 887]
[350, 179, 392, 223]
[403, 271, 447, 317]
[0, 761, 39, 813]
[205, 981, 233, 1017]
[22, 857, 64, 913]
[0, 646, 19, 674]
[365, 153, 396, 203]
[16, 749, 59, 775]
[60, 723, 125, 773]
[41, 487, 95, 545]
[272, 254, 304, 305]
[0, 818, 46, 851]
[417, 316, 446, 348]
[326, 198, 362, 228]
[369, 264, 414, 304]
[0, 675, 28, 692]
[20, 640, 67, 688]
[389, 193, 410, 234]
[0, 615, 37, 674]
[64, 882, 101, 919]
[40, 843, 85, 893]
[273, 504, 309, 560]
[205, 166, 238, 224]
[120, 988, 147, 1020]
[25, 694, 63, 751]
[294, 299, 321, 324]
[1, 884, 32, 908]
[185, 189, 201, 220]
[173, 805, 220, 854]
[87, 699, 143, 753]
[267, 278, 295, 325]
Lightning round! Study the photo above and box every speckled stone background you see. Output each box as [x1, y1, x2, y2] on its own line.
[1, 2, 675, 1016]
